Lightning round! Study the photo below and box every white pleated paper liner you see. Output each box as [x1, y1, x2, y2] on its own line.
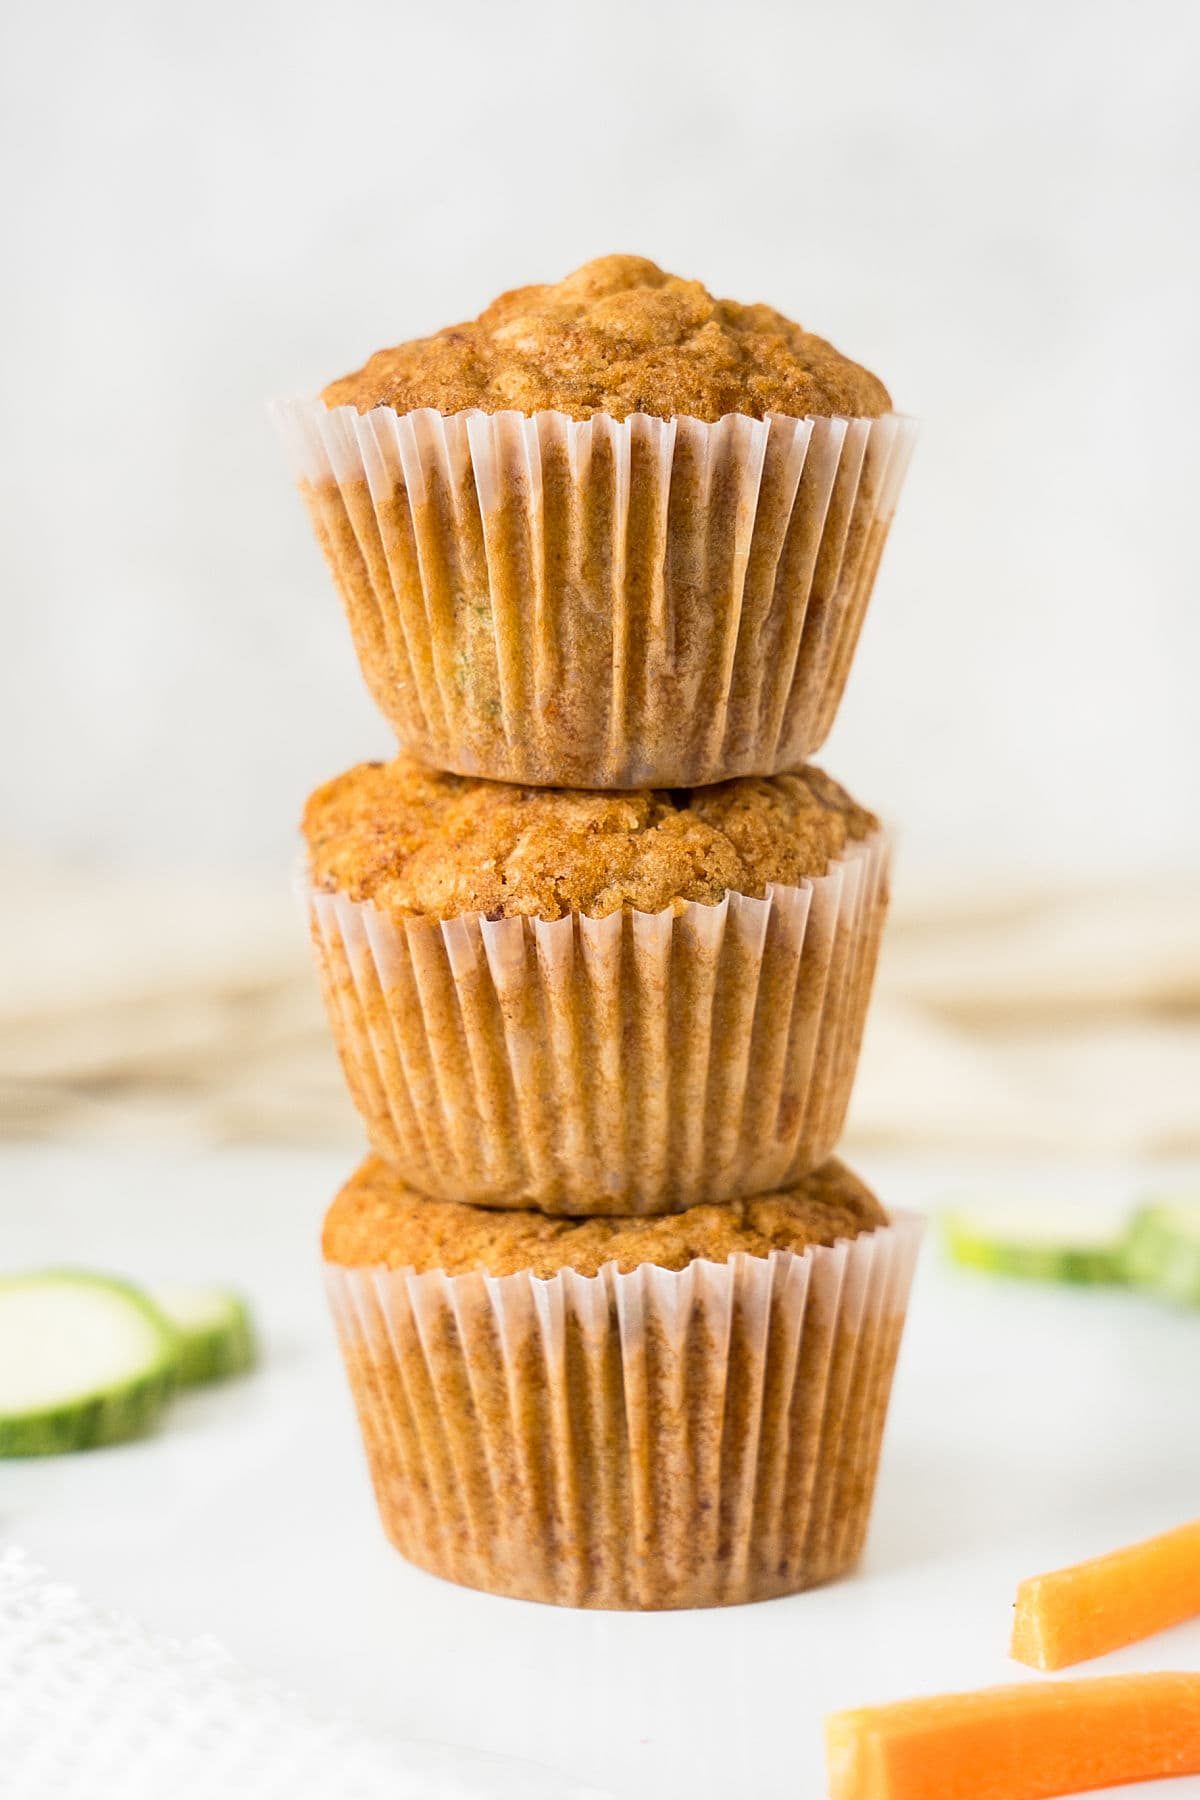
[325, 1206, 923, 1611]
[309, 832, 889, 1216]
[274, 401, 915, 788]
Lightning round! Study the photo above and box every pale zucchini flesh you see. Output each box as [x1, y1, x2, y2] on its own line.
[1123, 1201, 1200, 1305]
[0, 1272, 178, 1456]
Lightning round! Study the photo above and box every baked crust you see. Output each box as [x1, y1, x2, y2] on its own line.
[303, 757, 878, 922]
[321, 254, 891, 423]
[323, 1155, 889, 1277]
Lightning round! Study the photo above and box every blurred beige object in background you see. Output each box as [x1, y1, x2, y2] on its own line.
[848, 871, 1200, 1157]
[2, 858, 1197, 1160]
[0, 859, 347, 1148]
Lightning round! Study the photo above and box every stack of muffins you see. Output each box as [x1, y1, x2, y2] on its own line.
[276, 256, 921, 1611]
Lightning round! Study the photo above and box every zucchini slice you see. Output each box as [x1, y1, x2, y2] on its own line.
[0, 1271, 178, 1456]
[1123, 1201, 1200, 1305]
[942, 1203, 1128, 1285]
[148, 1285, 257, 1385]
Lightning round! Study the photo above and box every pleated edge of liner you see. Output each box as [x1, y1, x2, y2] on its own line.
[323, 1209, 925, 1302]
[302, 827, 893, 947]
[269, 394, 916, 509]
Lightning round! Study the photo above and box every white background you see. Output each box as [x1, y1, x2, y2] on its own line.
[2, 0, 1198, 879]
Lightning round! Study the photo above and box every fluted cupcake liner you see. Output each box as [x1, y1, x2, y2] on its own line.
[275, 401, 914, 788]
[325, 1208, 922, 1610]
[309, 832, 889, 1216]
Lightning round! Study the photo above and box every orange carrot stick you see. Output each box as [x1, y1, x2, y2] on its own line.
[1012, 1518, 1200, 1671]
[825, 1672, 1200, 1800]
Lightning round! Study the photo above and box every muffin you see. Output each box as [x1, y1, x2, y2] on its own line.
[323, 1155, 922, 1609]
[304, 756, 889, 1215]
[274, 255, 914, 788]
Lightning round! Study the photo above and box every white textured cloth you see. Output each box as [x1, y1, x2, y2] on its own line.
[0, 1550, 605, 1800]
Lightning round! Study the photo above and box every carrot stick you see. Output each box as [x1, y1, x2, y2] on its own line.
[825, 1672, 1200, 1800]
[1012, 1518, 1200, 1671]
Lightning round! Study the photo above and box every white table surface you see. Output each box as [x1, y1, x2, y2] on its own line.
[4, 1146, 1200, 1799]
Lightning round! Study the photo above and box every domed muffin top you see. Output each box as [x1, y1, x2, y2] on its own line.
[303, 756, 878, 923]
[321, 254, 891, 424]
[324, 1155, 889, 1279]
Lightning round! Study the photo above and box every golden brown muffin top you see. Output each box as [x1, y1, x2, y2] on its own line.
[321, 254, 891, 424]
[304, 757, 877, 922]
[323, 1156, 888, 1278]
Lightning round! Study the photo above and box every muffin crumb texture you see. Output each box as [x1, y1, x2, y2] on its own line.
[303, 757, 877, 922]
[323, 1156, 888, 1278]
[321, 254, 891, 423]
